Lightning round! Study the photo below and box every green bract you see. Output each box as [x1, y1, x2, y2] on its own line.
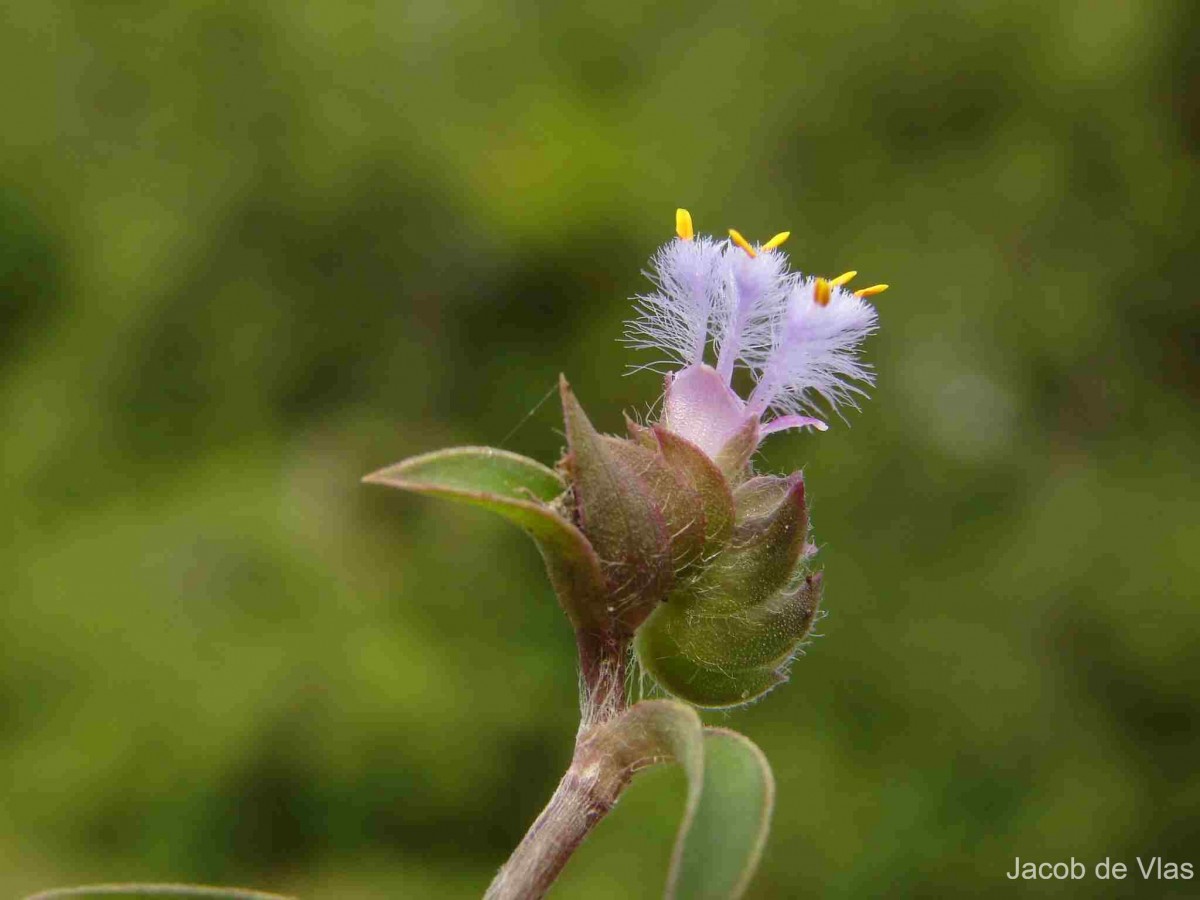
[635, 473, 822, 708]
[366, 376, 823, 709]
[561, 377, 821, 706]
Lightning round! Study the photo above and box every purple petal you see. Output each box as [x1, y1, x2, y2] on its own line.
[760, 414, 829, 436]
[660, 364, 756, 459]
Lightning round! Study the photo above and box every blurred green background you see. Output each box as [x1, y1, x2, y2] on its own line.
[3, 1, 1197, 897]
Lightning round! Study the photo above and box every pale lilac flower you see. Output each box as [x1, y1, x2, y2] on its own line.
[625, 209, 888, 459]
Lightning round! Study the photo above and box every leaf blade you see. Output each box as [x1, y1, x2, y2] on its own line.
[667, 728, 775, 900]
[364, 445, 564, 501]
[584, 702, 774, 900]
[363, 446, 609, 628]
[21, 885, 295, 900]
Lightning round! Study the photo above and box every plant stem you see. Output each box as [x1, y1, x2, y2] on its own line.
[483, 628, 631, 900]
[573, 627, 630, 730]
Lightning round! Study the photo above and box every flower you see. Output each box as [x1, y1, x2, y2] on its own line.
[367, 207, 893, 708]
[625, 209, 887, 459]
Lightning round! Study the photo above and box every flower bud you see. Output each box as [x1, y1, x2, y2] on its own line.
[370, 209, 883, 709]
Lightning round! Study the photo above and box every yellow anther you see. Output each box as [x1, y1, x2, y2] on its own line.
[854, 284, 889, 298]
[761, 231, 790, 251]
[728, 228, 757, 258]
[830, 270, 857, 288]
[675, 208, 694, 241]
[814, 277, 832, 307]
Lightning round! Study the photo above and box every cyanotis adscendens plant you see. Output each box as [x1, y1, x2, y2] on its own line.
[369, 209, 887, 708]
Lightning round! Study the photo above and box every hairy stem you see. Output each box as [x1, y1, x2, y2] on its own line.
[574, 627, 630, 730]
[483, 628, 631, 900]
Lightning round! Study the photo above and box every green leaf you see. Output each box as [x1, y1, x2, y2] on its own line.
[585, 699, 704, 780]
[667, 729, 775, 900]
[363, 446, 611, 629]
[366, 444, 565, 501]
[21, 885, 295, 899]
[585, 701, 774, 900]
